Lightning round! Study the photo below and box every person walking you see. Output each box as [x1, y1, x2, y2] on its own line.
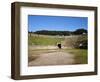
[57, 43, 62, 49]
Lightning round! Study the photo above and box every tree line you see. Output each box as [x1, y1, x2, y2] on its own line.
[29, 28, 87, 36]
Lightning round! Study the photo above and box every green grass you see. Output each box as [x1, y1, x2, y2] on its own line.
[65, 49, 88, 64]
[28, 35, 64, 45]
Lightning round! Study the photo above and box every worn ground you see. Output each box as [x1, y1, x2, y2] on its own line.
[28, 49, 75, 66]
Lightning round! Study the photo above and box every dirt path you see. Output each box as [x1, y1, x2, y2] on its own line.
[28, 51, 75, 66]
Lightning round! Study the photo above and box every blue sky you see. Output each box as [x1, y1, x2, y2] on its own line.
[28, 15, 88, 32]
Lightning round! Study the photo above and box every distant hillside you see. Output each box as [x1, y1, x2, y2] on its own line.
[29, 28, 87, 36]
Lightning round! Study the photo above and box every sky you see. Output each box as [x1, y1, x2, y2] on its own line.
[28, 15, 88, 32]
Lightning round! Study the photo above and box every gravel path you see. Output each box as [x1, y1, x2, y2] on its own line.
[28, 51, 75, 66]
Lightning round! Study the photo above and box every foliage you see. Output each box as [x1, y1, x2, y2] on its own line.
[29, 28, 87, 36]
[73, 28, 87, 35]
[33, 30, 71, 36]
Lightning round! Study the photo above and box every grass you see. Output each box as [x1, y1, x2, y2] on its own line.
[28, 34, 88, 64]
[65, 49, 87, 64]
[28, 35, 64, 45]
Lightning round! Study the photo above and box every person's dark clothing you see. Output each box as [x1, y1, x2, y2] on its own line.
[58, 44, 61, 49]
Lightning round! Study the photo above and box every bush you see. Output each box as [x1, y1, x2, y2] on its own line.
[75, 36, 87, 49]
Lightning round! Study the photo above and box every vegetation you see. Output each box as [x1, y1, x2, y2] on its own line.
[33, 30, 71, 36]
[29, 34, 87, 49]
[29, 28, 87, 36]
[28, 35, 64, 45]
[73, 29, 87, 35]
[65, 49, 87, 64]
[64, 35, 87, 49]
[28, 29, 88, 65]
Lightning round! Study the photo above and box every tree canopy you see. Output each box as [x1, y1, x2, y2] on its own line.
[29, 28, 87, 36]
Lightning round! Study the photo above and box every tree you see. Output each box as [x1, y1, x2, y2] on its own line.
[73, 29, 87, 35]
[33, 30, 71, 36]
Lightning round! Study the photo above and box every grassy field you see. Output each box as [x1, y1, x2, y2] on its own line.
[65, 49, 87, 64]
[28, 34, 88, 65]
[28, 34, 87, 48]
[28, 35, 64, 45]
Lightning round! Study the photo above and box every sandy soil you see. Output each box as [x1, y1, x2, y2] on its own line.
[28, 51, 75, 66]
